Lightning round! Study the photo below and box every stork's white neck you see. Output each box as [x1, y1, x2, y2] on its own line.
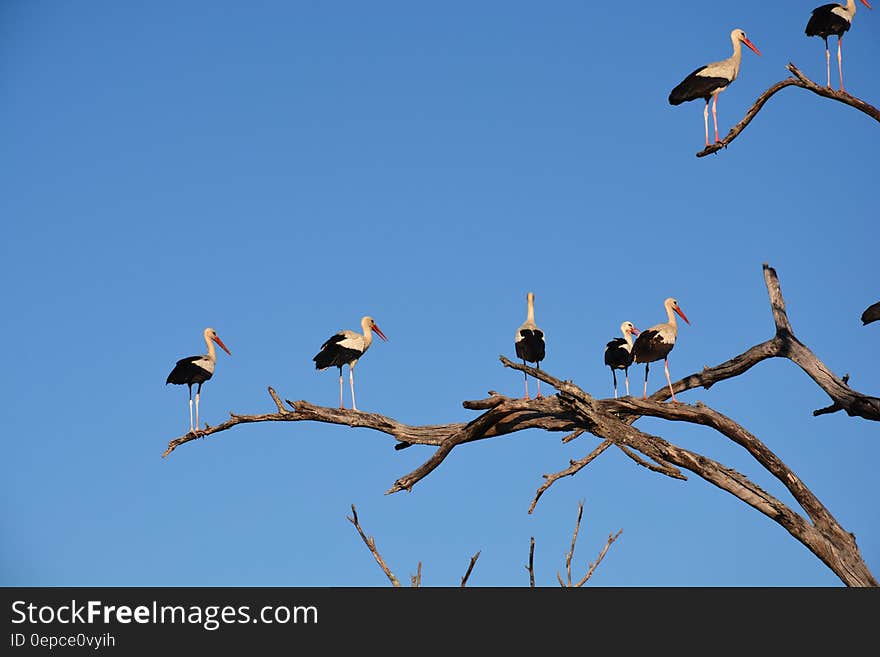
[360, 317, 374, 349]
[665, 302, 679, 333]
[729, 34, 743, 80]
[526, 293, 536, 324]
[203, 329, 217, 362]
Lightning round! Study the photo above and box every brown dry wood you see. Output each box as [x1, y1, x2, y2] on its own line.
[696, 63, 880, 158]
[161, 264, 878, 586]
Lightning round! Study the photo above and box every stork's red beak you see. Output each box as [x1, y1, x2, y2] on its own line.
[213, 335, 232, 355]
[674, 307, 690, 325]
[629, 326, 641, 336]
[861, 0, 871, 10]
[372, 324, 388, 341]
[742, 37, 761, 56]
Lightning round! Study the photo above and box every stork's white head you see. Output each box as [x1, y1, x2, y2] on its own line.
[620, 321, 640, 337]
[732, 28, 761, 57]
[361, 316, 388, 341]
[204, 327, 232, 355]
[664, 298, 690, 326]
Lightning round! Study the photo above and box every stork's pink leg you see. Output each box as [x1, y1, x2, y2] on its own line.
[838, 36, 845, 93]
[188, 397, 194, 434]
[611, 368, 618, 399]
[349, 367, 357, 411]
[536, 363, 543, 399]
[338, 367, 344, 409]
[825, 38, 832, 88]
[664, 358, 676, 402]
[703, 101, 710, 147]
[624, 368, 630, 397]
[642, 363, 649, 400]
[195, 391, 201, 432]
[522, 366, 530, 400]
[711, 93, 720, 143]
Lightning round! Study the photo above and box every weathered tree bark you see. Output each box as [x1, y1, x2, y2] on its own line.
[162, 264, 878, 587]
[696, 63, 880, 158]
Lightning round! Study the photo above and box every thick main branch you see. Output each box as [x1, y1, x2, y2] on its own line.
[160, 263, 878, 586]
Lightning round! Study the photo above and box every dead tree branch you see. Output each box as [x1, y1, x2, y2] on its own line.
[163, 263, 878, 586]
[347, 504, 400, 587]
[461, 551, 481, 587]
[526, 537, 536, 588]
[556, 500, 623, 588]
[696, 62, 880, 158]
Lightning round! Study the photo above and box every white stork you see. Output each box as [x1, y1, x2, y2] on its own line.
[668, 28, 761, 147]
[632, 298, 690, 401]
[313, 315, 388, 411]
[166, 327, 232, 434]
[806, 0, 872, 92]
[514, 291, 546, 400]
[604, 321, 640, 398]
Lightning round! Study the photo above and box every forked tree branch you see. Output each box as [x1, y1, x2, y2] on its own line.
[162, 264, 878, 586]
[696, 62, 880, 158]
[556, 501, 623, 588]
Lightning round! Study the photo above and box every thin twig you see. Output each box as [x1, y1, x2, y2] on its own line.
[560, 500, 586, 587]
[461, 551, 481, 587]
[527, 537, 536, 588]
[529, 441, 613, 514]
[346, 504, 400, 587]
[574, 530, 624, 587]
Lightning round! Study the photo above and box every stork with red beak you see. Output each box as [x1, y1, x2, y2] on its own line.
[166, 327, 232, 434]
[806, 0, 872, 92]
[604, 321, 640, 398]
[313, 315, 388, 411]
[632, 298, 690, 401]
[668, 28, 761, 147]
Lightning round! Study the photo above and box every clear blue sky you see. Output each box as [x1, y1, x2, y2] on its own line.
[2, 1, 877, 587]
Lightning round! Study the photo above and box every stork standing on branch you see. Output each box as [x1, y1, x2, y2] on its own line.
[632, 298, 690, 402]
[604, 321, 640, 398]
[805, 0, 872, 93]
[514, 292, 546, 400]
[166, 327, 232, 434]
[313, 315, 388, 411]
[669, 28, 762, 147]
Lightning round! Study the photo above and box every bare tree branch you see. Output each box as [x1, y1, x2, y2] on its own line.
[558, 500, 586, 587]
[696, 62, 880, 158]
[346, 504, 400, 587]
[556, 500, 623, 587]
[162, 263, 878, 586]
[526, 537, 536, 588]
[460, 551, 481, 587]
[574, 530, 624, 588]
[529, 440, 614, 515]
[814, 374, 850, 417]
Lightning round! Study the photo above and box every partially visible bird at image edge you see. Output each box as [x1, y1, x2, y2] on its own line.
[861, 300, 880, 325]
[805, 0, 872, 92]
